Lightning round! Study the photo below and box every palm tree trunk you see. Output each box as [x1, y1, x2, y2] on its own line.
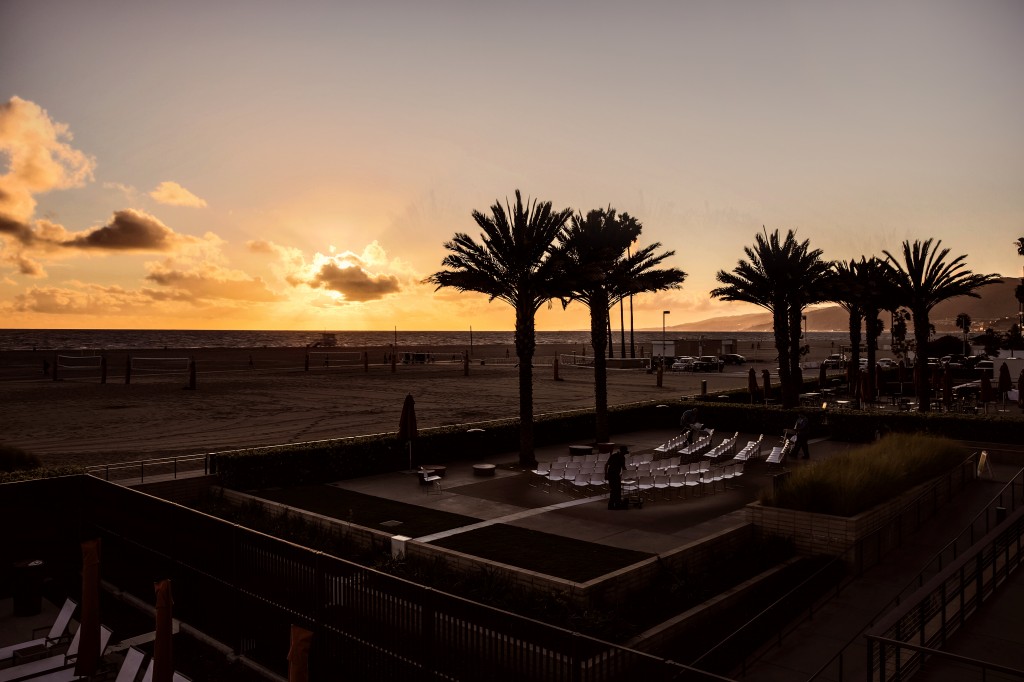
[515, 303, 537, 468]
[591, 296, 610, 443]
[913, 311, 931, 411]
[772, 303, 792, 407]
[865, 309, 879, 401]
[785, 305, 803, 407]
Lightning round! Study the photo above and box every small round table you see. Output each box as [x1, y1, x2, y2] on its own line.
[472, 463, 496, 477]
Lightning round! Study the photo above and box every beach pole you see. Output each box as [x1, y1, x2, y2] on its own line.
[100, 355, 107, 384]
[188, 357, 197, 390]
[125, 356, 131, 385]
[52, 352, 58, 382]
[553, 356, 560, 381]
[463, 351, 469, 376]
[391, 345, 397, 373]
[656, 361, 663, 388]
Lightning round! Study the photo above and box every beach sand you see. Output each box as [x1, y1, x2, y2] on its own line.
[0, 341, 839, 468]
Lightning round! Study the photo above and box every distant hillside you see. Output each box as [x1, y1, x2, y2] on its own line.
[668, 279, 1021, 333]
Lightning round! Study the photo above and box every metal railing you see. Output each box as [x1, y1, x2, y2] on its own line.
[865, 505, 1024, 681]
[808, 466, 1024, 681]
[85, 453, 212, 483]
[690, 455, 979, 677]
[2, 475, 733, 682]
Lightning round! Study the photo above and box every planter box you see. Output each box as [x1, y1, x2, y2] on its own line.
[746, 458, 976, 564]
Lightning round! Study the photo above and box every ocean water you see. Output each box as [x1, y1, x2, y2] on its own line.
[0, 328, 850, 351]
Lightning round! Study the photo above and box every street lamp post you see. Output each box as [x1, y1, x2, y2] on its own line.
[662, 310, 671, 365]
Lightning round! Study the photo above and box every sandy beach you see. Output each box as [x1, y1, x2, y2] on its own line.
[0, 341, 839, 468]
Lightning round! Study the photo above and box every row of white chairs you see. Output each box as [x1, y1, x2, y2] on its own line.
[626, 461, 745, 501]
[766, 437, 794, 465]
[629, 459, 711, 476]
[679, 429, 715, 455]
[555, 452, 611, 464]
[654, 434, 688, 453]
[704, 432, 740, 462]
[733, 434, 765, 461]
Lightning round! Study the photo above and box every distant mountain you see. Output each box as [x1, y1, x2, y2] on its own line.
[666, 278, 1021, 333]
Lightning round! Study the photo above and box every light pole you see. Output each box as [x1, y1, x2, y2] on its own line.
[662, 310, 671, 364]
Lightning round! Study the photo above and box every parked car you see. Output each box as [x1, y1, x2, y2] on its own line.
[822, 354, 845, 369]
[975, 359, 994, 372]
[876, 358, 896, 369]
[719, 353, 746, 365]
[670, 356, 696, 371]
[693, 355, 723, 372]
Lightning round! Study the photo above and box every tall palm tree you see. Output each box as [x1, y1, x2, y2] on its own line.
[856, 257, 900, 400]
[1016, 237, 1024, 257]
[955, 313, 972, 356]
[426, 190, 572, 468]
[825, 259, 865, 377]
[554, 208, 685, 442]
[712, 229, 830, 408]
[884, 239, 1001, 411]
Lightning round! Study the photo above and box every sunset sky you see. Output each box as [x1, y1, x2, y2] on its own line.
[2, 1, 1022, 332]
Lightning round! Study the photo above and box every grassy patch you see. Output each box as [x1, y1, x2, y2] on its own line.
[431, 524, 653, 582]
[761, 433, 969, 516]
[253, 484, 480, 537]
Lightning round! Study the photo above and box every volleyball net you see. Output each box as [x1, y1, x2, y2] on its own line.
[55, 354, 103, 381]
[307, 351, 363, 368]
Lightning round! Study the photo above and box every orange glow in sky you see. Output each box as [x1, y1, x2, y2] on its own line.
[1, 1, 1022, 331]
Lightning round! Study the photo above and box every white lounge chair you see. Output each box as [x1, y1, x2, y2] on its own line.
[28, 644, 144, 682]
[0, 625, 112, 682]
[0, 597, 77, 662]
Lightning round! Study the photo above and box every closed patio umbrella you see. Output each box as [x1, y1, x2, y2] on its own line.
[860, 369, 871, 402]
[761, 369, 771, 401]
[748, 367, 758, 404]
[942, 368, 953, 409]
[980, 375, 993, 404]
[398, 393, 418, 470]
[818, 362, 827, 391]
[998, 363, 1012, 403]
[897, 360, 906, 385]
[875, 363, 885, 397]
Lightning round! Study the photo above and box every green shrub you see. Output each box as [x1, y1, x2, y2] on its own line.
[761, 433, 969, 516]
[0, 444, 41, 472]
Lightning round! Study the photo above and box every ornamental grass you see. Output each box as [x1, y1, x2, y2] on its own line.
[761, 433, 968, 516]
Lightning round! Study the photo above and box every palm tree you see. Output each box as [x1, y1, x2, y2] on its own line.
[857, 257, 901, 400]
[884, 239, 1001, 411]
[825, 260, 864, 377]
[426, 190, 572, 468]
[712, 229, 830, 408]
[956, 313, 972, 356]
[1016, 237, 1024, 257]
[554, 208, 685, 442]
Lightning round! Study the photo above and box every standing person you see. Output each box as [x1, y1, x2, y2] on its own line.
[605, 446, 628, 510]
[792, 413, 810, 459]
[681, 407, 700, 444]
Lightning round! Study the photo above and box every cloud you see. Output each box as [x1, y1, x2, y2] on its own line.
[62, 209, 193, 251]
[308, 261, 401, 302]
[0, 96, 95, 221]
[9, 283, 154, 315]
[149, 181, 207, 208]
[144, 265, 283, 302]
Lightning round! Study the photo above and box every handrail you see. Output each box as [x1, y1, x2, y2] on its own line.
[805, 464, 1024, 681]
[692, 453, 977, 674]
[863, 636, 1024, 679]
[85, 453, 210, 482]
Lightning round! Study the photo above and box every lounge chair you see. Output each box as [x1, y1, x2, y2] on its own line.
[0, 597, 77, 662]
[0, 625, 112, 682]
[23, 644, 144, 682]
